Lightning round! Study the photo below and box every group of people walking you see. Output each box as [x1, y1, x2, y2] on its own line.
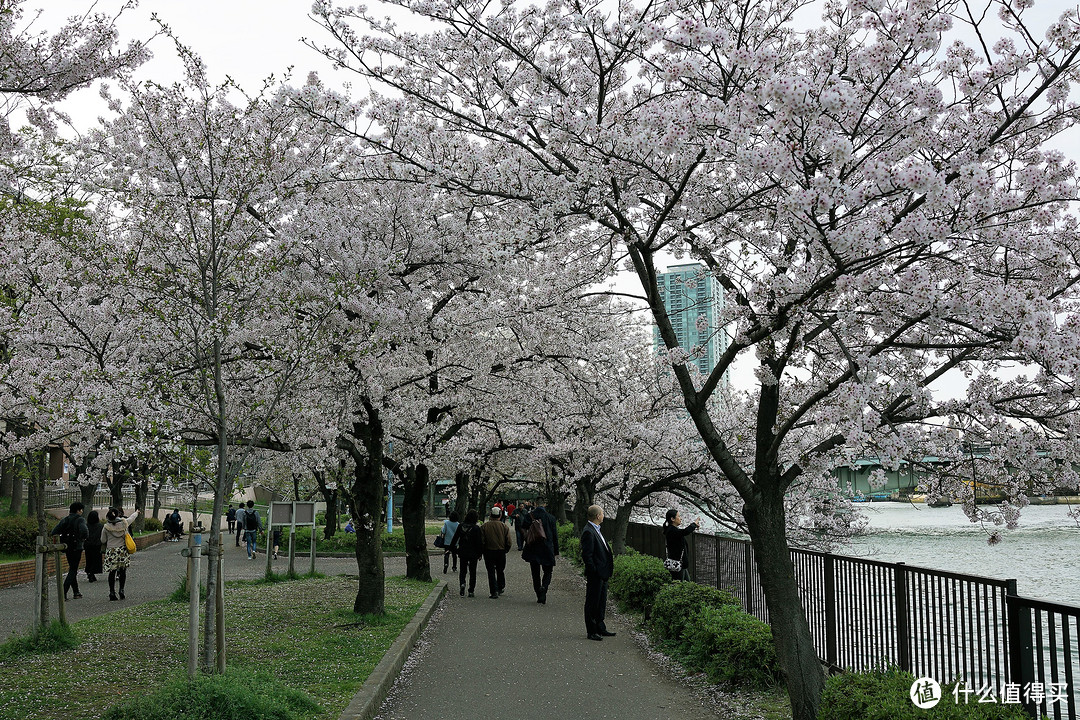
[50, 501, 141, 602]
[437, 500, 700, 643]
[440, 503, 560, 603]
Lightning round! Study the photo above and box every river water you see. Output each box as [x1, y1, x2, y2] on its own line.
[842, 502, 1080, 607]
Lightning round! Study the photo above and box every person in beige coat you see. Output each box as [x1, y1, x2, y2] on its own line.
[101, 507, 140, 601]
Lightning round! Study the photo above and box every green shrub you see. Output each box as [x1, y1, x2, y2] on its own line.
[287, 525, 406, 553]
[557, 522, 581, 565]
[0, 620, 80, 659]
[647, 581, 741, 651]
[610, 552, 671, 611]
[818, 669, 1033, 720]
[142, 516, 163, 532]
[168, 574, 207, 603]
[684, 604, 780, 688]
[0, 515, 39, 555]
[102, 667, 320, 720]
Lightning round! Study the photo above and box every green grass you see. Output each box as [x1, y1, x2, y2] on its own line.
[0, 620, 80, 660]
[0, 574, 435, 720]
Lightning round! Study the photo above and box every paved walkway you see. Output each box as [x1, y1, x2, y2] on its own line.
[374, 548, 726, 720]
[0, 527, 392, 638]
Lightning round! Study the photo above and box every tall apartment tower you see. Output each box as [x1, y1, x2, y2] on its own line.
[653, 263, 725, 376]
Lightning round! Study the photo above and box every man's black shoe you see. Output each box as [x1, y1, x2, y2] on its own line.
[587, 633, 603, 641]
[600, 630, 616, 637]
[489, 594, 499, 599]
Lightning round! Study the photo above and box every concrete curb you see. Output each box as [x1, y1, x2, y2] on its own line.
[338, 579, 447, 720]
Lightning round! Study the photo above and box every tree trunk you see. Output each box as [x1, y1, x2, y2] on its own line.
[25, 452, 39, 519]
[0, 457, 11, 504]
[610, 503, 633, 556]
[453, 470, 469, 519]
[9, 456, 24, 514]
[80, 483, 96, 510]
[132, 474, 148, 533]
[402, 464, 431, 582]
[152, 480, 162, 520]
[744, 486, 824, 720]
[108, 461, 124, 511]
[343, 402, 386, 615]
[315, 470, 340, 539]
[572, 482, 593, 533]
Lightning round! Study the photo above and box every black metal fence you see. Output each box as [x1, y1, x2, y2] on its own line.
[617, 520, 1078, 718]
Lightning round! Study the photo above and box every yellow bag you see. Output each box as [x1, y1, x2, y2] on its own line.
[125, 532, 137, 554]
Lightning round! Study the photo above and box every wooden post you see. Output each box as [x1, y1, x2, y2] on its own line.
[186, 533, 202, 681]
[54, 546, 66, 626]
[215, 539, 225, 673]
[287, 527, 296, 576]
[33, 536, 45, 636]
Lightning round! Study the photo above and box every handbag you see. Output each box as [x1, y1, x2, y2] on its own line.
[663, 557, 682, 573]
[434, 532, 446, 548]
[124, 532, 137, 554]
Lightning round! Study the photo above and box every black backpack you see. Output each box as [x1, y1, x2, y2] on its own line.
[245, 510, 259, 531]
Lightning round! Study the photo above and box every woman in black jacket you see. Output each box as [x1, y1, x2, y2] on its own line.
[449, 509, 484, 597]
[84, 510, 103, 583]
[520, 505, 560, 604]
[662, 508, 700, 581]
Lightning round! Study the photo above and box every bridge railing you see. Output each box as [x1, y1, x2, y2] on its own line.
[615, 520, 1077, 717]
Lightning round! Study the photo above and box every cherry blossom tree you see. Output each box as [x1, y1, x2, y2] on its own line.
[311, 1, 1080, 716]
[75, 56, 350, 669]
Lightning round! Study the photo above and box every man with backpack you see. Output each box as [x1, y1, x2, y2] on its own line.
[50, 502, 89, 600]
[242, 500, 261, 560]
[521, 504, 559, 604]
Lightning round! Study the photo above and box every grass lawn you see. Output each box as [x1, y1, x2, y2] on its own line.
[0, 574, 435, 720]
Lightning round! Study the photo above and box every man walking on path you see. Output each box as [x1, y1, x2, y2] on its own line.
[580, 504, 615, 641]
[50, 502, 89, 600]
[242, 500, 261, 559]
[480, 506, 511, 599]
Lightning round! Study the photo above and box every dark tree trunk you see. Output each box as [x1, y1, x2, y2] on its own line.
[453, 470, 469, 519]
[292, 473, 301, 501]
[0, 457, 11, 504]
[9, 456, 24, 514]
[572, 482, 594, 533]
[108, 461, 124, 511]
[342, 400, 386, 615]
[80, 483, 96, 509]
[151, 480, 163, 520]
[315, 471, 340, 539]
[25, 452, 39, 519]
[402, 464, 431, 582]
[610, 503, 633, 556]
[132, 474, 148, 533]
[745, 483, 824, 720]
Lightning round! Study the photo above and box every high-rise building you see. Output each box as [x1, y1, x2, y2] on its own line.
[653, 263, 725, 377]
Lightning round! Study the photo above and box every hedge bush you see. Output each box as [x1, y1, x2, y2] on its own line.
[557, 522, 581, 565]
[0, 515, 40, 555]
[818, 669, 1033, 720]
[684, 604, 780, 688]
[647, 581, 741, 651]
[142, 516, 163, 532]
[610, 551, 671, 611]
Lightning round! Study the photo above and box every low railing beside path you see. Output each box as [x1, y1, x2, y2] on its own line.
[617, 520, 1078, 720]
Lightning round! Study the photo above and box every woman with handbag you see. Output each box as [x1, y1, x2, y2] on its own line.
[100, 507, 140, 601]
[662, 508, 700, 581]
[439, 511, 460, 574]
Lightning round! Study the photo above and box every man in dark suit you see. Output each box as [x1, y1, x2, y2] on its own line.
[580, 504, 616, 641]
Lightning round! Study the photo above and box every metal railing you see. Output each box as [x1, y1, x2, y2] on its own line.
[616, 520, 1078, 717]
